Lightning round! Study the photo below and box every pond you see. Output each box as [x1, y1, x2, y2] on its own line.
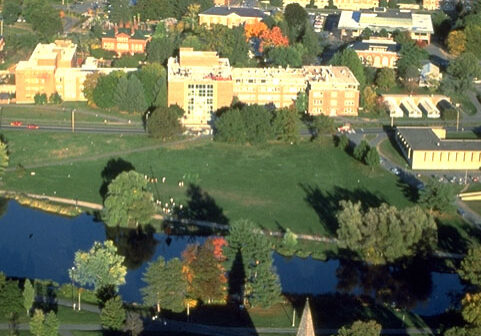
[0, 201, 464, 316]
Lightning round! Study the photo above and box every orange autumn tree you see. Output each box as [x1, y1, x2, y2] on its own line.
[244, 21, 268, 40]
[260, 26, 289, 52]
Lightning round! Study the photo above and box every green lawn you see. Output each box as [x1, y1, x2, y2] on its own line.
[466, 201, 481, 216]
[378, 138, 409, 168]
[2, 133, 412, 235]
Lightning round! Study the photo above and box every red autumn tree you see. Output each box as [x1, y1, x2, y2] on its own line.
[260, 26, 289, 52]
[244, 21, 268, 40]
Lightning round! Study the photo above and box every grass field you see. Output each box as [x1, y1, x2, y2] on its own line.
[2, 132, 412, 235]
[378, 138, 408, 168]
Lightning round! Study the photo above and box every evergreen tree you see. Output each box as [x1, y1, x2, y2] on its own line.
[23, 279, 35, 316]
[146, 105, 184, 138]
[124, 311, 143, 336]
[44, 311, 59, 336]
[330, 48, 366, 87]
[0, 141, 9, 179]
[459, 247, 481, 287]
[29, 310, 45, 336]
[114, 76, 129, 112]
[419, 178, 455, 213]
[353, 140, 370, 162]
[214, 108, 247, 144]
[0, 281, 24, 317]
[100, 296, 125, 331]
[365, 147, 380, 167]
[271, 108, 299, 143]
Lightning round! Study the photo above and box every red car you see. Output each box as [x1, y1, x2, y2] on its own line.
[10, 121, 22, 127]
[27, 124, 39, 129]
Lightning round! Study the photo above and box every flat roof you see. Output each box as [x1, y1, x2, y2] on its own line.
[199, 6, 266, 18]
[397, 127, 481, 151]
[350, 39, 400, 52]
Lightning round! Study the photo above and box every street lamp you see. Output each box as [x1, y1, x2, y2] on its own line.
[70, 267, 76, 310]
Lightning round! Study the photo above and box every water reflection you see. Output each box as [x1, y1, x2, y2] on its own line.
[0, 201, 464, 316]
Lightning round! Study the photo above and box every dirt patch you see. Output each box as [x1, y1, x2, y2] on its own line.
[50, 145, 88, 159]
[210, 189, 272, 207]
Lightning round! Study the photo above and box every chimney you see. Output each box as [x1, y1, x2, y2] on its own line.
[131, 21, 135, 35]
[114, 23, 118, 34]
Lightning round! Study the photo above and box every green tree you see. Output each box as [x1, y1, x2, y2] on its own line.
[23, 280, 34, 316]
[432, 11, 451, 41]
[271, 108, 299, 143]
[93, 72, 124, 109]
[361, 27, 373, 39]
[141, 257, 187, 313]
[114, 75, 148, 114]
[0, 141, 9, 179]
[336, 201, 437, 265]
[462, 292, 481, 326]
[337, 134, 349, 150]
[418, 178, 455, 213]
[44, 311, 59, 336]
[103, 171, 156, 228]
[465, 24, 481, 59]
[270, 0, 283, 6]
[214, 108, 247, 144]
[446, 52, 481, 93]
[201, 25, 251, 67]
[124, 311, 143, 336]
[376, 68, 396, 91]
[401, 65, 420, 94]
[0, 281, 23, 317]
[82, 72, 102, 106]
[397, 43, 428, 78]
[243, 105, 273, 144]
[146, 105, 184, 138]
[100, 296, 125, 331]
[267, 46, 302, 67]
[133, 0, 174, 20]
[29, 310, 45, 336]
[335, 320, 382, 336]
[295, 91, 307, 113]
[301, 22, 322, 64]
[284, 3, 308, 42]
[2, 0, 22, 25]
[109, 0, 131, 24]
[330, 48, 366, 87]
[364, 147, 380, 167]
[310, 114, 335, 139]
[48, 93, 62, 105]
[459, 247, 481, 287]
[34, 93, 47, 105]
[353, 140, 370, 162]
[137, 63, 166, 108]
[224, 219, 282, 308]
[23, 0, 62, 38]
[69, 240, 127, 309]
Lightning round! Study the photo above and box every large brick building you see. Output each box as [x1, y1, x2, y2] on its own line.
[168, 48, 359, 129]
[349, 38, 400, 68]
[15, 40, 136, 103]
[198, 6, 266, 28]
[284, 0, 379, 10]
[101, 26, 151, 56]
[338, 9, 433, 44]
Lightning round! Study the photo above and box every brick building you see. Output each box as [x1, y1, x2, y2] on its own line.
[284, 0, 379, 9]
[168, 48, 359, 129]
[349, 38, 400, 68]
[101, 25, 151, 56]
[15, 40, 136, 103]
[338, 9, 433, 44]
[198, 6, 266, 28]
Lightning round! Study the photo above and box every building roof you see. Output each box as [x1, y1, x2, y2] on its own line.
[349, 38, 400, 53]
[199, 6, 266, 18]
[396, 127, 481, 151]
[102, 28, 151, 40]
[338, 9, 433, 34]
[296, 299, 315, 336]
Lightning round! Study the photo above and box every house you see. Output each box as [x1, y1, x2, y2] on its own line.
[382, 94, 446, 118]
[338, 9, 433, 44]
[349, 37, 400, 68]
[395, 127, 481, 170]
[419, 61, 442, 87]
[101, 24, 151, 56]
[167, 48, 360, 130]
[198, 6, 266, 29]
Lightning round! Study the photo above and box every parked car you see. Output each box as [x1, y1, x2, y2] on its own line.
[27, 124, 39, 129]
[10, 121, 22, 127]
[391, 167, 401, 176]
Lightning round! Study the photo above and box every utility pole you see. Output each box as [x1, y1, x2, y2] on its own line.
[456, 109, 460, 132]
[291, 308, 296, 327]
[71, 108, 75, 132]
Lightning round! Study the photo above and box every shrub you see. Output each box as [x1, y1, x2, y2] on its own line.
[34, 93, 47, 105]
[48, 92, 62, 104]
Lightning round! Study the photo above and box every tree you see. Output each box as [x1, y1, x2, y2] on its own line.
[0, 281, 24, 318]
[146, 105, 184, 138]
[101, 296, 125, 331]
[48, 93, 62, 105]
[70, 240, 127, 309]
[141, 257, 187, 313]
[446, 30, 467, 56]
[462, 292, 481, 326]
[465, 24, 481, 59]
[103, 171, 156, 228]
[137, 63, 166, 108]
[418, 178, 455, 213]
[397, 43, 428, 78]
[337, 134, 349, 150]
[335, 320, 382, 336]
[2, 0, 22, 25]
[364, 147, 380, 167]
[266, 46, 302, 67]
[446, 52, 481, 93]
[271, 108, 299, 143]
[114, 75, 148, 114]
[0, 141, 9, 179]
[242, 105, 273, 144]
[361, 28, 373, 39]
[432, 11, 451, 41]
[353, 140, 370, 162]
[124, 311, 143, 336]
[301, 22, 322, 64]
[34, 93, 47, 105]
[362, 86, 378, 112]
[23, 0, 62, 38]
[29, 310, 45, 336]
[23, 280, 35, 316]
[44, 311, 59, 336]
[311, 114, 335, 139]
[295, 91, 307, 113]
[146, 36, 177, 65]
[459, 247, 481, 287]
[284, 3, 308, 42]
[259, 26, 290, 51]
[214, 108, 247, 144]
[82, 72, 102, 106]
[224, 219, 282, 308]
[245, 21, 268, 40]
[401, 65, 420, 94]
[93, 72, 124, 109]
[376, 68, 396, 91]
[330, 48, 366, 87]
[336, 201, 438, 265]
[109, 0, 131, 24]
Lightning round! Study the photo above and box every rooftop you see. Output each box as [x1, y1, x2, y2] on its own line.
[338, 10, 433, 33]
[349, 38, 400, 53]
[16, 40, 77, 71]
[396, 127, 481, 151]
[102, 28, 151, 40]
[199, 6, 266, 18]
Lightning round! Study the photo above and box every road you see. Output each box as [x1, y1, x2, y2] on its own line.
[1, 123, 146, 134]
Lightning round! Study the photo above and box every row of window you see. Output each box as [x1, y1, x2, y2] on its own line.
[422, 151, 481, 162]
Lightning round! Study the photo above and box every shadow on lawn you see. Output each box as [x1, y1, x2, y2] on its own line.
[99, 158, 136, 201]
[300, 184, 384, 235]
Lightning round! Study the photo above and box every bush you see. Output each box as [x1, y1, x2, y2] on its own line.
[49, 92, 63, 104]
[353, 140, 370, 162]
[34, 93, 47, 105]
[90, 48, 116, 60]
[146, 105, 184, 138]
